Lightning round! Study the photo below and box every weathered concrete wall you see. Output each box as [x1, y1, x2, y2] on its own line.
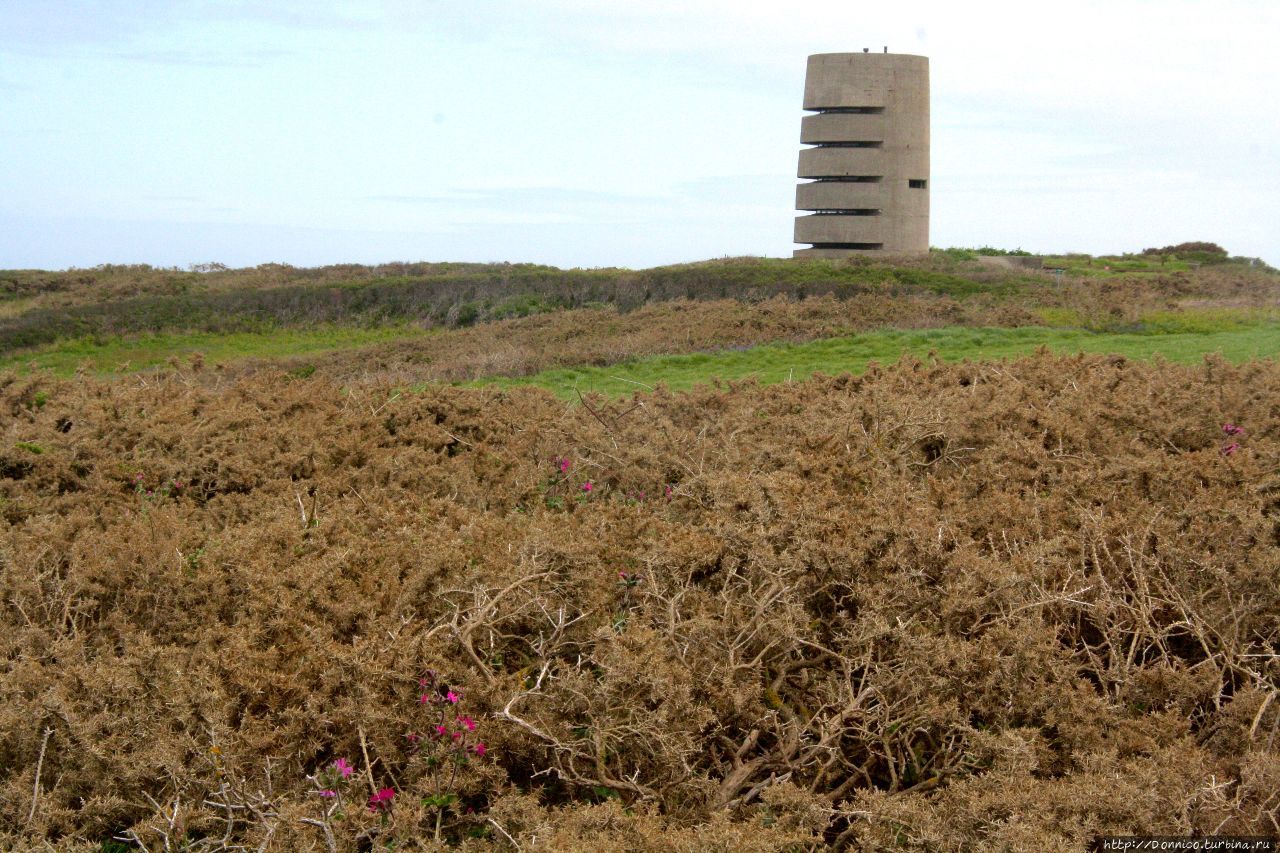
[794, 181, 884, 210]
[800, 113, 886, 142]
[798, 147, 886, 178]
[793, 53, 930, 257]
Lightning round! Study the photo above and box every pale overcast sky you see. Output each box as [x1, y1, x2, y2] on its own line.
[2, 0, 1277, 269]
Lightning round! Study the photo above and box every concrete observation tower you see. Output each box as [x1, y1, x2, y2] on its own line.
[794, 51, 930, 257]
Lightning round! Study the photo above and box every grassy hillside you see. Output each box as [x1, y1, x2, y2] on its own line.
[2, 253, 1278, 382]
[479, 320, 1280, 398]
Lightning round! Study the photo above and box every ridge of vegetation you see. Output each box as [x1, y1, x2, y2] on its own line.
[0, 256, 1036, 352]
[2, 251, 1277, 382]
[5, 248, 1271, 356]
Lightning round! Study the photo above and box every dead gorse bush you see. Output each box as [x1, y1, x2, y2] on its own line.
[1, 352, 1279, 849]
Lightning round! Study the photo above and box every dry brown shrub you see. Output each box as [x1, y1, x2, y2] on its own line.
[2, 351, 1279, 848]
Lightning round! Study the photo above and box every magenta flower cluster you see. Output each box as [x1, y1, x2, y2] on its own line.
[411, 674, 489, 759]
[368, 787, 396, 814]
[315, 757, 399, 815]
[308, 673, 490, 832]
[1221, 422, 1246, 456]
[315, 756, 355, 799]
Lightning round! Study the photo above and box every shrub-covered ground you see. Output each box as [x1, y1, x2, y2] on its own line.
[0, 255, 1038, 353]
[2, 351, 1279, 850]
[5, 258, 1279, 382]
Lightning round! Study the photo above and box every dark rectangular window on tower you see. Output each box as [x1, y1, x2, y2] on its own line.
[909, 179, 927, 189]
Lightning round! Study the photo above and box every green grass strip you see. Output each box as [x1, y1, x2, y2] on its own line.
[1031, 307, 1280, 334]
[474, 323, 1280, 398]
[0, 325, 431, 376]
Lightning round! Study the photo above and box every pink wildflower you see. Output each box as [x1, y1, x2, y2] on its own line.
[664, 485, 673, 499]
[457, 715, 476, 732]
[435, 724, 449, 737]
[367, 787, 395, 814]
[446, 690, 460, 704]
[1223, 423, 1245, 436]
[419, 693, 433, 704]
[473, 742, 487, 757]
[406, 732, 420, 744]
[558, 457, 571, 474]
[582, 481, 593, 493]
[332, 757, 354, 779]
[1222, 442, 1240, 456]
[319, 789, 337, 798]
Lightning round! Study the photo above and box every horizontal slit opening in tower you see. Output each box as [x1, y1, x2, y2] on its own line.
[809, 106, 885, 114]
[811, 176, 883, 183]
[909, 179, 928, 189]
[809, 209, 882, 216]
[812, 141, 883, 148]
[806, 242, 885, 250]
